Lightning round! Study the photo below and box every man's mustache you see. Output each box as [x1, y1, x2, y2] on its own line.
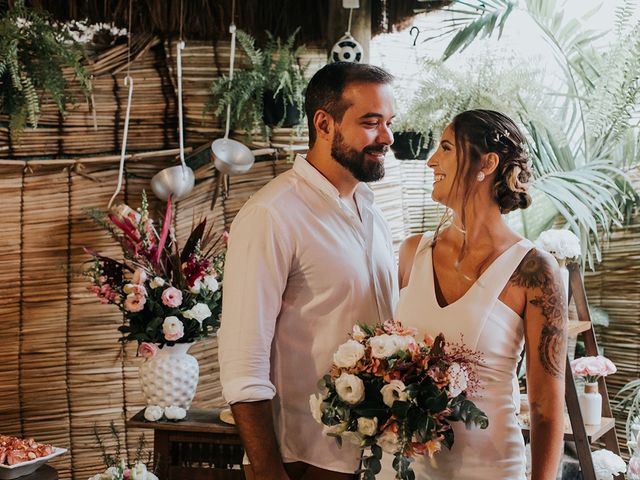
[363, 145, 389, 155]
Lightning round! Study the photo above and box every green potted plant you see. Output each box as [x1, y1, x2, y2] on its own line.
[0, 0, 91, 141]
[207, 28, 308, 135]
[390, 112, 434, 160]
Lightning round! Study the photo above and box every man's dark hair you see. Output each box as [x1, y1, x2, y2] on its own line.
[305, 62, 394, 147]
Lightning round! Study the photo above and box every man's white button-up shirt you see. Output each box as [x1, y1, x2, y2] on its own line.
[218, 155, 398, 473]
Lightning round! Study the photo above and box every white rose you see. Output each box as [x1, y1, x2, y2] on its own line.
[357, 417, 378, 436]
[164, 405, 187, 420]
[144, 405, 164, 421]
[130, 463, 159, 480]
[189, 279, 202, 294]
[162, 316, 184, 340]
[333, 340, 365, 368]
[592, 449, 626, 480]
[380, 380, 408, 408]
[183, 303, 212, 323]
[370, 334, 399, 358]
[447, 363, 469, 397]
[376, 429, 401, 454]
[309, 394, 326, 424]
[150, 276, 165, 289]
[203, 275, 219, 292]
[335, 373, 365, 405]
[393, 334, 416, 352]
[352, 324, 367, 342]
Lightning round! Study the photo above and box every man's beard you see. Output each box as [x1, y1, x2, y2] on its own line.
[331, 130, 387, 182]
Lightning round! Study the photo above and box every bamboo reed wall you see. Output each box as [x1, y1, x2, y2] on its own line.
[584, 169, 640, 457]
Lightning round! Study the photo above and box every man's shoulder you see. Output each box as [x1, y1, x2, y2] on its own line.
[238, 168, 302, 215]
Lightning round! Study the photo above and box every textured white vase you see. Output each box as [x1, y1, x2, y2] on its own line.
[139, 343, 199, 409]
[579, 382, 602, 426]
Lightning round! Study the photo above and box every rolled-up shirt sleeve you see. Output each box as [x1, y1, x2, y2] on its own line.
[218, 204, 292, 404]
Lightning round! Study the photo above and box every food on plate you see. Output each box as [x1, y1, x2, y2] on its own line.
[0, 435, 54, 466]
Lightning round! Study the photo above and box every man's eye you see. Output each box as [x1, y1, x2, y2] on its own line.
[363, 122, 378, 127]
[442, 145, 451, 151]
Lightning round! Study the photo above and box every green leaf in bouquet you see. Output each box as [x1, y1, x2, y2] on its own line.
[391, 400, 411, 420]
[414, 415, 435, 443]
[363, 455, 382, 474]
[359, 323, 375, 336]
[448, 397, 489, 430]
[392, 454, 415, 480]
[318, 374, 333, 391]
[370, 444, 383, 459]
[354, 406, 388, 419]
[441, 427, 455, 450]
[334, 435, 342, 448]
[426, 390, 449, 413]
[406, 406, 424, 433]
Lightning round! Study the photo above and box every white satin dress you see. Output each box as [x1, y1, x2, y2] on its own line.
[380, 233, 534, 479]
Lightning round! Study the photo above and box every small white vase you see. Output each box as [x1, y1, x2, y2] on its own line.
[139, 343, 199, 409]
[578, 382, 602, 425]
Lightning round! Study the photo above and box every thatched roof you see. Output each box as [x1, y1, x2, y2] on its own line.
[9, 0, 449, 45]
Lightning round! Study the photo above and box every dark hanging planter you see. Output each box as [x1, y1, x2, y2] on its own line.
[262, 90, 304, 127]
[390, 130, 434, 160]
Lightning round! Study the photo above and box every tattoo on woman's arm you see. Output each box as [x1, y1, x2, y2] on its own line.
[510, 250, 567, 378]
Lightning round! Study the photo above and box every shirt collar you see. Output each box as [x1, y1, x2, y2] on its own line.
[293, 154, 375, 206]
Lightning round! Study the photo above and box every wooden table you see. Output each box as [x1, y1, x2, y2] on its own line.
[127, 408, 245, 480]
[19, 465, 58, 480]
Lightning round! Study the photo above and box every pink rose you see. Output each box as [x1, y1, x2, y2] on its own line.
[138, 342, 158, 359]
[629, 456, 640, 475]
[124, 294, 146, 312]
[133, 268, 147, 285]
[570, 355, 616, 380]
[161, 287, 183, 308]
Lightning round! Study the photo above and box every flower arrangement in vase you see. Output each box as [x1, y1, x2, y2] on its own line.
[570, 355, 616, 425]
[84, 192, 225, 411]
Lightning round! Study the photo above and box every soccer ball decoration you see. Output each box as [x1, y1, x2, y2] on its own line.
[331, 33, 363, 63]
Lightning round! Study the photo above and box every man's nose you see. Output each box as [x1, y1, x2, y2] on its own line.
[377, 123, 394, 146]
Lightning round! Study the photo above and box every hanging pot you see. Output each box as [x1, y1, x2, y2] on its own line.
[262, 90, 304, 128]
[151, 40, 195, 201]
[150, 165, 195, 201]
[210, 23, 255, 176]
[390, 131, 434, 160]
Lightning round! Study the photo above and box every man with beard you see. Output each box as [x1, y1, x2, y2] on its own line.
[218, 62, 398, 480]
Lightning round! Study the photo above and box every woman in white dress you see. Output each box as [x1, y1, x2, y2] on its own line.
[381, 110, 567, 479]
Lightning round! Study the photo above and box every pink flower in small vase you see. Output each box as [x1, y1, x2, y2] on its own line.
[122, 468, 131, 480]
[138, 342, 158, 359]
[161, 287, 183, 308]
[628, 455, 640, 475]
[124, 294, 146, 312]
[162, 316, 184, 341]
[570, 355, 617, 382]
[132, 268, 147, 285]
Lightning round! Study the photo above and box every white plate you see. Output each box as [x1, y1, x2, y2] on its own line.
[0, 447, 66, 480]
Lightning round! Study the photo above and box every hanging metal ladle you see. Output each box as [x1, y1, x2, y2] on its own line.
[151, 40, 195, 201]
[210, 22, 254, 177]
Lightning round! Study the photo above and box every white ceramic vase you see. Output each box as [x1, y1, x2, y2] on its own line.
[578, 382, 602, 426]
[139, 343, 199, 409]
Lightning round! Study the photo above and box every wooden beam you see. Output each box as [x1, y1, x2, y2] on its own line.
[327, 0, 372, 63]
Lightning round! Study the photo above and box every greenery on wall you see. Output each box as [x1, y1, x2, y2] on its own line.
[206, 29, 308, 135]
[0, 0, 91, 141]
[415, 0, 640, 267]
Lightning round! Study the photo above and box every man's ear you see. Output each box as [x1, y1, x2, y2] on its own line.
[313, 110, 333, 142]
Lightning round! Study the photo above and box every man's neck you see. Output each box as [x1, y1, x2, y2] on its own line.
[306, 149, 359, 198]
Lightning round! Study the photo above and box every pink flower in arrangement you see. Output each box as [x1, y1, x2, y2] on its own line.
[161, 287, 183, 308]
[124, 294, 146, 312]
[138, 342, 158, 359]
[124, 284, 147, 297]
[132, 268, 147, 285]
[162, 316, 184, 341]
[629, 456, 640, 475]
[570, 355, 617, 382]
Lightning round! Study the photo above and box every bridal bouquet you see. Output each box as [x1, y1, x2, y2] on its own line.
[84, 192, 225, 348]
[311, 320, 488, 480]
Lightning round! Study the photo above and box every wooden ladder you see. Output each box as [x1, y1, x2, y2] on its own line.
[522, 262, 622, 480]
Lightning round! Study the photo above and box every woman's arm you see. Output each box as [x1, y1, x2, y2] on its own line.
[398, 233, 423, 289]
[514, 248, 568, 480]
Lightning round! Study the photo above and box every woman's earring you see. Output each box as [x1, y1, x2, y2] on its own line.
[476, 171, 486, 182]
